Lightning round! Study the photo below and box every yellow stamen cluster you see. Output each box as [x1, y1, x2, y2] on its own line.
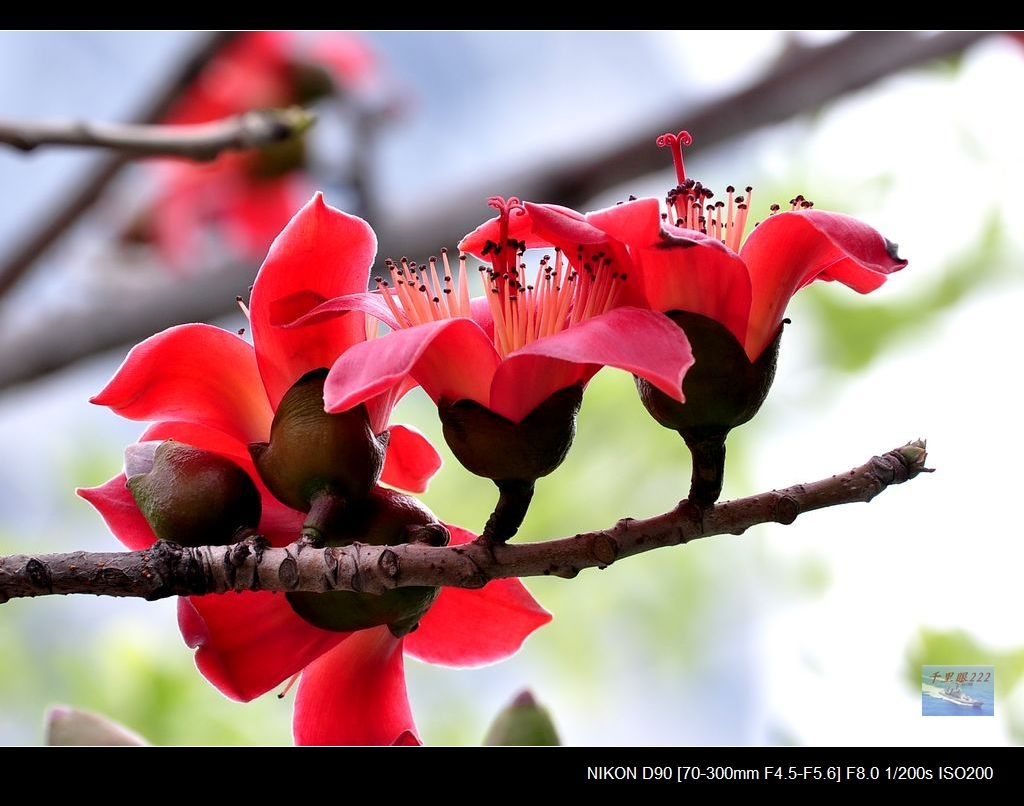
[374, 235, 626, 358]
[658, 129, 813, 252]
[666, 181, 754, 252]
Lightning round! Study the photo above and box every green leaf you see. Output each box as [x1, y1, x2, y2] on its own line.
[483, 690, 560, 746]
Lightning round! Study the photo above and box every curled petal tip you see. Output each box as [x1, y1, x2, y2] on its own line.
[884, 238, 908, 267]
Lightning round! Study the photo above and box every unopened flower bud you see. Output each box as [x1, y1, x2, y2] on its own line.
[898, 439, 928, 469]
[250, 368, 386, 513]
[286, 487, 450, 637]
[483, 690, 560, 746]
[126, 440, 261, 547]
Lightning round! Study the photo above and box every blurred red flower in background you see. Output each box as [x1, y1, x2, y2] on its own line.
[143, 31, 387, 271]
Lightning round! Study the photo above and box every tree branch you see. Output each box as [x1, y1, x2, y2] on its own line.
[0, 441, 930, 604]
[0, 108, 315, 161]
[0, 31, 239, 299]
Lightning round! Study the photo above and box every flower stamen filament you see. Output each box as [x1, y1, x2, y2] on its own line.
[376, 198, 628, 358]
[658, 131, 811, 252]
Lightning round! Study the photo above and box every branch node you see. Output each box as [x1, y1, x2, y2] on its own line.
[278, 554, 299, 590]
[323, 546, 340, 585]
[463, 572, 488, 589]
[407, 523, 450, 547]
[25, 558, 52, 592]
[674, 499, 705, 531]
[222, 541, 252, 590]
[612, 517, 634, 535]
[378, 548, 401, 580]
[453, 546, 489, 589]
[773, 494, 801, 525]
[591, 534, 619, 567]
[350, 546, 364, 593]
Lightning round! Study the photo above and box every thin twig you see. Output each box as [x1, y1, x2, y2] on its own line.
[0, 108, 315, 161]
[0, 31, 239, 299]
[0, 441, 931, 603]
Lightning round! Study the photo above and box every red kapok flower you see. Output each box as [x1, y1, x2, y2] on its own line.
[90, 464, 549, 744]
[145, 31, 388, 271]
[292, 196, 695, 541]
[499, 131, 908, 505]
[77, 195, 552, 744]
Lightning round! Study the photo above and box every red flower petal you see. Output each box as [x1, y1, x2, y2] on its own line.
[380, 424, 442, 494]
[391, 730, 421, 746]
[587, 199, 754, 344]
[458, 203, 589, 257]
[518, 201, 649, 308]
[323, 318, 500, 414]
[275, 290, 402, 332]
[585, 197, 666, 244]
[140, 420, 251, 466]
[404, 527, 551, 666]
[179, 592, 344, 703]
[489, 307, 694, 423]
[249, 193, 377, 408]
[77, 473, 156, 551]
[741, 209, 908, 359]
[292, 626, 416, 745]
[523, 201, 610, 246]
[90, 324, 272, 446]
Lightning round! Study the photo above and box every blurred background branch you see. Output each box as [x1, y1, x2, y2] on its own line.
[0, 31, 239, 300]
[0, 31, 988, 392]
[0, 107, 314, 160]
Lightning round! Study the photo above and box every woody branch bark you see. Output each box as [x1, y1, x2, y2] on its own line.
[0, 108, 315, 161]
[0, 441, 930, 604]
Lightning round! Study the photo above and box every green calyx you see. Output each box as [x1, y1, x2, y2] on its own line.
[634, 311, 784, 507]
[438, 384, 583, 484]
[127, 440, 261, 547]
[439, 384, 584, 543]
[286, 487, 450, 638]
[250, 368, 386, 513]
[635, 311, 783, 435]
